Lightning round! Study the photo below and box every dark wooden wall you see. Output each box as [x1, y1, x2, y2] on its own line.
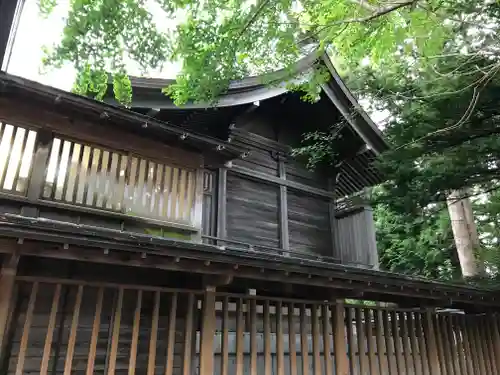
[208, 109, 379, 268]
[226, 174, 280, 249]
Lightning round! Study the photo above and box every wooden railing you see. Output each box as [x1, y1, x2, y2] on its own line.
[0, 122, 202, 228]
[4, 277, 500, 375]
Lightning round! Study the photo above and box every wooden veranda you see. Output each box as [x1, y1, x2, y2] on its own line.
[1, 271, 499, 374]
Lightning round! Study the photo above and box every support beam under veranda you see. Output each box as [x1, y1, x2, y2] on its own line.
[0, 253, 19, 357]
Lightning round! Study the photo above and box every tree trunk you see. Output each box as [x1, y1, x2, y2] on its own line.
[446, 189, 484, 277]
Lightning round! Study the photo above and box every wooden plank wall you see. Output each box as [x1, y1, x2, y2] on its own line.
[287, 189, 331, 256]
[226, 173, 280, 249]
[4, 277, 500, 375]
[335, 208, 379, 269]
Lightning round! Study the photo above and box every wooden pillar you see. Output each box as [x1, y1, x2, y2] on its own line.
[26, 130, 53, 202]
[423, 309, 441, 375]
[333, 300, 348, 375]
[0, 253, 19, 356]
[199, 286, 216, 375]
[328, 177, 339, 261]
[216, 168, 227, 240]
[278, 157, 289, 252]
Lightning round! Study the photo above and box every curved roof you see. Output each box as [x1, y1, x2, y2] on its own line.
[105, 51, 388, 155]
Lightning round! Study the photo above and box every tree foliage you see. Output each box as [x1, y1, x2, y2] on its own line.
[39, 0, 477, 105]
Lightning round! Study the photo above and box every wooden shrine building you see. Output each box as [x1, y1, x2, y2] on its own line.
[2, 2, 500, 374]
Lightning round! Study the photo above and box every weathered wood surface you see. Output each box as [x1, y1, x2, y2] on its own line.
[335, 208, 379, 269]
[287, 190, 331, 257]
[226, 173, 280, 249]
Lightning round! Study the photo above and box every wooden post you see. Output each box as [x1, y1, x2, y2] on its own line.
[26, 130, 53, 201]
[278, 157, 289, 252]
[199, 286, 216, 375]
[0, 253, 19, 356]
[333, 300, 348, 375]
[328, 177, 340, 261]
[423, 310, 441, 375]
[216, 168, 227, 240]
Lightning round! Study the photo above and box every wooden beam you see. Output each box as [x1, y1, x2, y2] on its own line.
[199, 286, 216, 375]
[229, 164, 336, 199]
[0, 252, 18, 357]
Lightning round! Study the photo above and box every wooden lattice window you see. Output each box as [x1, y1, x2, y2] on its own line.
[0, 123, 37, 195]
[43, 137, 201, 226]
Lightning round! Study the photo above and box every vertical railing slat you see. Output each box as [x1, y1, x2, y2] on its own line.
[40, 283, 61, 375]
[356, 307, 367, 374]
[177, 169, 187, 220]
[453, 315, 467, 375]
[400, 311, 412, 374]
[87, 287, 104, 375]
[250, 298, 258, 375]
[374, 309, 387, 375]
[170, 168, 179, 219]
[300, 304, 308, 375]
[423, 310, 441, 375]
[459, 314, 476, 375]
[107, 287, 123, 375]
[221, 296, 229, 375]
[312, 304, 321, 375]
[235, 298, 244, 375]
[433, 314, 447, 375]
[346, 307, 356, 375]
[6, 127, 28, 192]
[392, 310, 404, 374]
[322, 304, 332, 375]
[415, 313, 429, 375]
[128, 290, 142, 375]
[440, 314, 454, 375]
[277, 301, 285, 375]
[472, 315, 487, 375]
[165, 292, 178, 375]
[15, 281, 38, 375]
[0, 124, 14, 189]
[366, 308, 377, 375]
[289, 303, 298, 375]
[486, 315, 498, 374]
[446, 314, 461, 375]
[63, 285, 83, 375]
[407, 312, 422, 375]
[147, 291, 160, 375]
[490, 314, 500, 375]
[182, 293, 195, 375]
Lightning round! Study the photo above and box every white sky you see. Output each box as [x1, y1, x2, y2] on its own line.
[6, 0, 183, 90]
[6, 0, 388, 127]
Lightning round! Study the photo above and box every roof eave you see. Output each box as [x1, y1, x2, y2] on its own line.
[0, 72, 248, 159]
